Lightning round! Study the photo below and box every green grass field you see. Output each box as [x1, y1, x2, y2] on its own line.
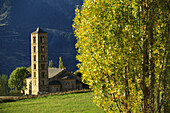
[0, 92, 104, 113]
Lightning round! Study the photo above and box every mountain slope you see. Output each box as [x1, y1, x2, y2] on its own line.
[0, 0, 82, 76]
[0, 0, 11, 26]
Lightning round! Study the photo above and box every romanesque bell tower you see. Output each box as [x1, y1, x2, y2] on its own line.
[31, 27, 48, 95]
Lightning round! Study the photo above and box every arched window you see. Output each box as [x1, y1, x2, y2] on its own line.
[41, 72, 45, 78]
[34, 72, 36, 78]
[41, 64, 45, 70]
[33, 37, 36, 43]
[41, 46, 45, 52]
[42, 80, 44, 85]
[34, 55, 36, 61]
[33, 46, 36, 52]
[40, 36, 45, 43]
[34, 64, 36, 69]
[41, 55, 45, 61]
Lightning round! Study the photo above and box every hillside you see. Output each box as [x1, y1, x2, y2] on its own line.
[0, 0, 82, 76]
[0, 92, 104, 113]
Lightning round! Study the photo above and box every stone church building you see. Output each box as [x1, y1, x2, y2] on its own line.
[24, 27, 82, 95]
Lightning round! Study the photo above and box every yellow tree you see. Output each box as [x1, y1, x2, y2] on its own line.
[73, 0, 169, 112]
[59, 57, 64, 69]
[49, 60, 53, 68]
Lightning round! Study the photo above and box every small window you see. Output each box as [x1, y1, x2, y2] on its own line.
[33, 37, 36, 43]
[41, 72, 45, 78]
[41, 55, 45, 61]
[41, 64, 45, 70]
[42, 80, 44, 85]
[34, 80, 36, 85]
[33, 46, 36, 52]
[41, 46, 45, 52]
[34, 72, 36, 78]
[34, 55, 36, 61]
[34, 64, 36, 70]
[40, 36, 45, 43]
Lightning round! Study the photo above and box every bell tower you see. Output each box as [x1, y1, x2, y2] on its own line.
[31, 27, 48, 95]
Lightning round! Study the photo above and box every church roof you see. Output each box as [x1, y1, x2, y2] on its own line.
[31, 27, 47, 34]
[48, 68, 64, 78]
[60, 73, 76, 80]
[26, 68, 79, 81]
[48, 68, 76, 80]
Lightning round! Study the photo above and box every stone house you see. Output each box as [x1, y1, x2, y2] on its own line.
[25, 68, 82, 95]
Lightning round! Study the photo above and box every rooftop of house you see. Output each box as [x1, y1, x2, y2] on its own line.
[49, 68, 76, 80]
[31, 27, 47, 34]
[48, 68, 64, 78]
[60, 73, 76, 80]
[26, 68, 79, 81]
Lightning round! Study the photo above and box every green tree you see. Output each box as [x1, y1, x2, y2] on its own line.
[49, 60, 53, 68]
[0, 74, 8, 96]
[8, 67, 29, 91]
[59, 57, 64, 69]
[73, 0, 169, 112]
[27, 66, 31, 75]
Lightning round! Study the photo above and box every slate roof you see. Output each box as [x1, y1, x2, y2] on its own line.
[27, 68, 79, 81]
[60, 73, 76, 80]
[48, 68, 76, 80]
[49, 80, 61, 85]
[48, 68, 64, 78]
[31, 27, 47, 34]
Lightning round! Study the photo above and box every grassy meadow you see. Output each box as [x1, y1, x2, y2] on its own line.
[0, 92, 104, 113]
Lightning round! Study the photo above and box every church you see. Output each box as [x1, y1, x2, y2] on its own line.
[24, 27, 82, 95]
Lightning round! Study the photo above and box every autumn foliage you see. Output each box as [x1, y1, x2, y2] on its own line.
[73, 0, 169, 112]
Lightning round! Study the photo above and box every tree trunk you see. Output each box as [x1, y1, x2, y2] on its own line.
[149, 4, 155, 112]
[143, 38, 150, 113]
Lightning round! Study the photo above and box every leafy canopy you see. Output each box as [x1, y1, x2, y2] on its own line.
[0, 74, 8, 96]
[73, 0, 169, 112]
[8, 67, 30, 90]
